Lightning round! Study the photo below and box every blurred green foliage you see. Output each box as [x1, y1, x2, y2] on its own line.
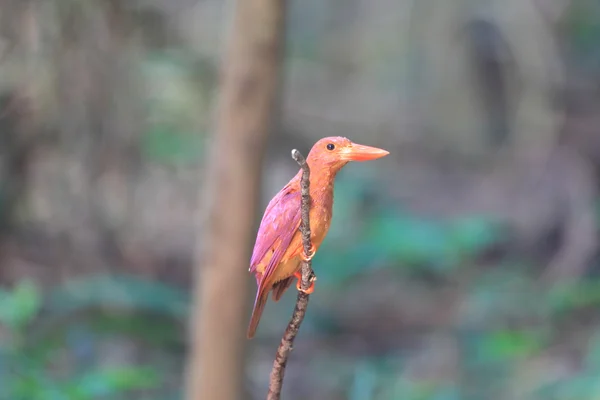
[46, 274, 189, 319]
[0, 278, 187, 400]
[140, 51, 213, 166]
[293, 166, 600, 399]
[3, 2, 600, 398]
[565, 0, 600, 71]
[314, 169, 505, 285]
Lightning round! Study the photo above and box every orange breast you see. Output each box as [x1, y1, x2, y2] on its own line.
[255, 184, 334, 285]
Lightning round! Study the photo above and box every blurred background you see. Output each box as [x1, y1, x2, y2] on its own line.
[2, 0, 600, 399]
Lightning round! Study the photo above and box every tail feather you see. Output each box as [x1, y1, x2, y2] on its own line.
[247, 289, 269, 339]
[272, 276, 294, 301]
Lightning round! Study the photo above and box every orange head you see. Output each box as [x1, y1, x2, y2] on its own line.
[306, 136, 389, 173]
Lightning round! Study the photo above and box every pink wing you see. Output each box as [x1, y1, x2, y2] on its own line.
[249, 183, 301, 280]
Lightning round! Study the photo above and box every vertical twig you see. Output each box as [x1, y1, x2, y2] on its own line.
[267, 149, 316, 400]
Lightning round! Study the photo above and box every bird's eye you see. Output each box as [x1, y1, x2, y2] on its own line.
[326, 143, 335, 151]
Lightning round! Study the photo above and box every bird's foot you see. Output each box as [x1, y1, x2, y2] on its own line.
[293, 271, 316, 294]
[296, 279, 315, 294]
[300, 244, 317, 262]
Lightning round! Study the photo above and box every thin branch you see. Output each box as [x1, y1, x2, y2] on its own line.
[267, 149, 316, 400]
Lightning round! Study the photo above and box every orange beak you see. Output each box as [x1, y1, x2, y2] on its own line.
[341, 142, 390, 161]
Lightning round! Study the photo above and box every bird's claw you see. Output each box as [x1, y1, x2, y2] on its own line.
[300, 244, 316, 262]
[293, 270, 316, 294]
[296, 278, 315, 294]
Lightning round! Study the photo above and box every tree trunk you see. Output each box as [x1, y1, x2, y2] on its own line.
[184, 0, 287, 398]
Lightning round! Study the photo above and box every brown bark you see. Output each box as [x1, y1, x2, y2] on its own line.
[183, 0, 287, 399]
[267, 150, 316, 399]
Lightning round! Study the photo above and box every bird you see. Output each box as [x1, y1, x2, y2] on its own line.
[246, 136, 389, 338]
